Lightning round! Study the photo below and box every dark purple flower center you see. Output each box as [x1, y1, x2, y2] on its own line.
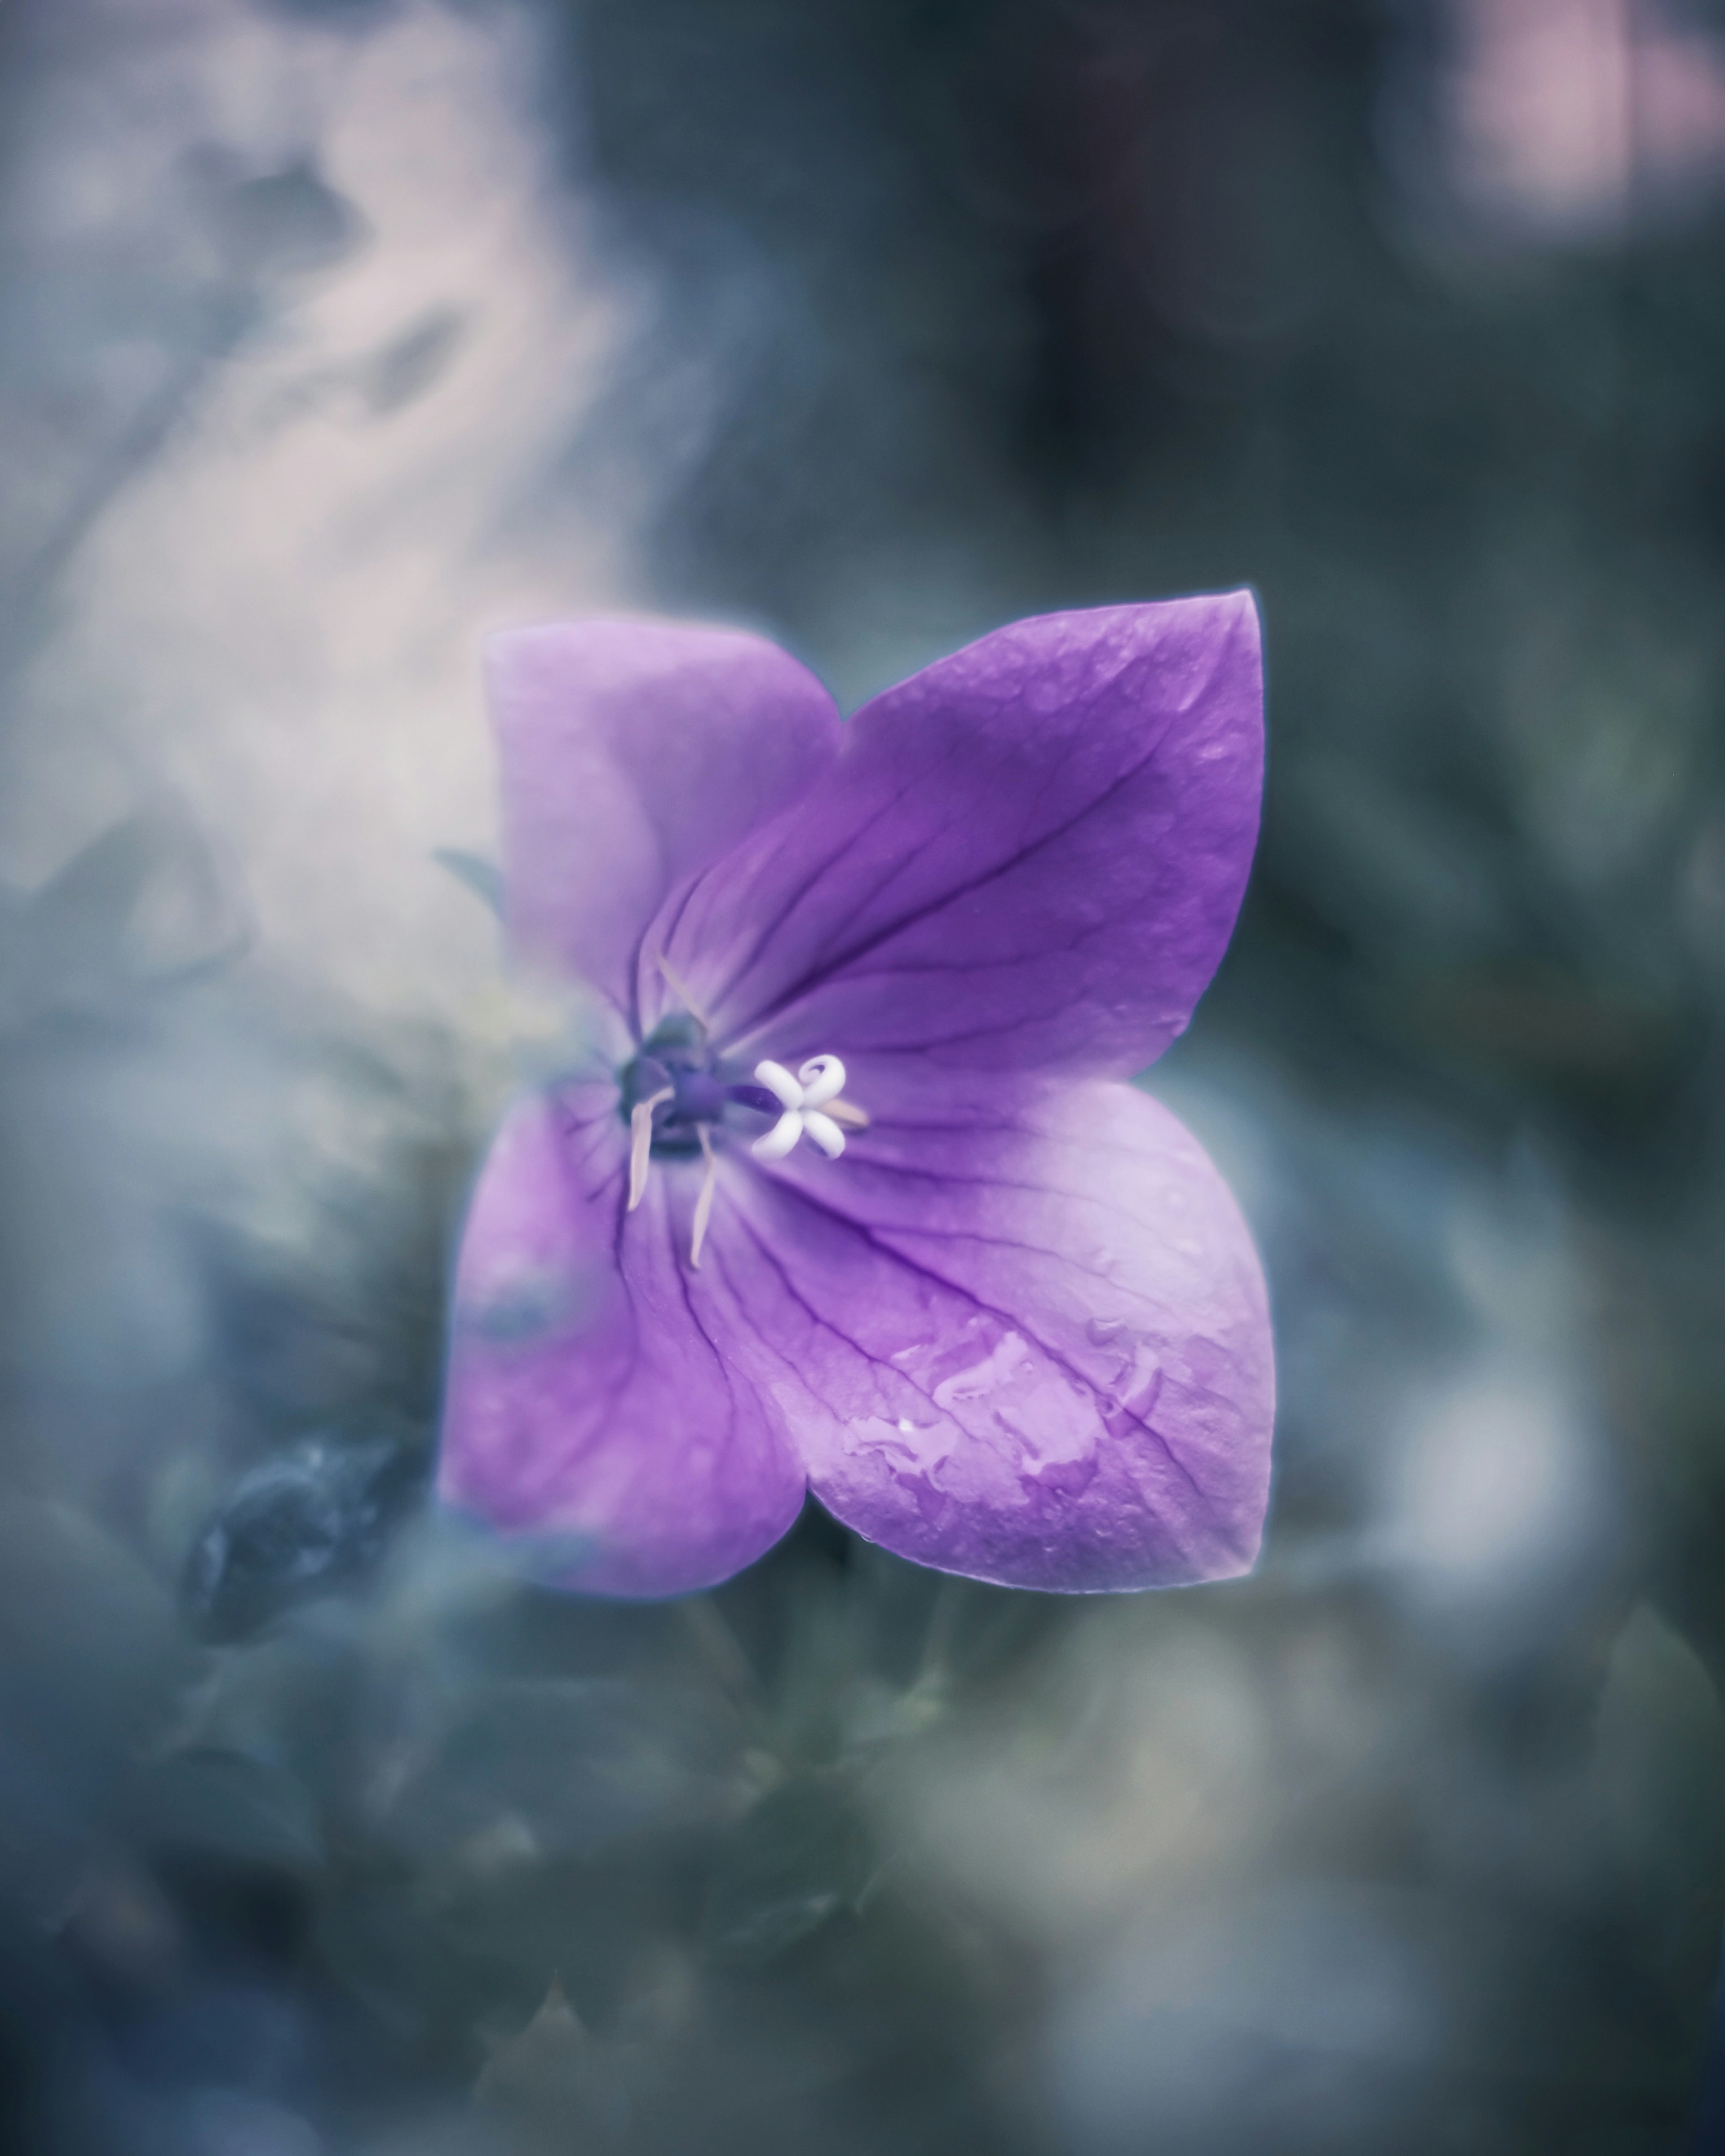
[618, 1012, 866, 1267]
[617, 1014, 775, 1160]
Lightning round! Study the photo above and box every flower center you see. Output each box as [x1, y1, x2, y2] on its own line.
[618, 1012, 867, 1268]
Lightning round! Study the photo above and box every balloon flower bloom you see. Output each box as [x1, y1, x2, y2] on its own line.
[438, 596, 1273, 1597]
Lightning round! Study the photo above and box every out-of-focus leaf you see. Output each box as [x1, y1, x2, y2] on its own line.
[1388, 963, 1686, 1099]
[433, 850, 505, 919]
[181, 1435, 427, 1643]
[474, 1978, 631, 2153]
[6, 814, 249, 1030]
[367, 310, 469, 416]
[701, 1772, 873, 1971]
[137, 1748, 324, 1874]
[384, 1678, 733, 1864]
[201, 157, 370, 279]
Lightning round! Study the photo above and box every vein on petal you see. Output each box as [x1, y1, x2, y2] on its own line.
[724, 721, 1190, 1052]
[745, 1171, 1209, 1507]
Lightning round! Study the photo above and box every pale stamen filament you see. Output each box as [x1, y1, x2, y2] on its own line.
[627, 1085, 673, 1211]
[655, 950, 714, 1030]
[690, 1126, 718, 1268]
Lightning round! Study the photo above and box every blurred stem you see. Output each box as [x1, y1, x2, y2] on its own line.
[677, 1595, 772, 1743]
[918, 1575, 963, 1684]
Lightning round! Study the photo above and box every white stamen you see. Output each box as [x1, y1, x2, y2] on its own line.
[628, 1085, 673, 1211]
[750, 1056, 856, 1161]
[690, 1127, 718, 1268]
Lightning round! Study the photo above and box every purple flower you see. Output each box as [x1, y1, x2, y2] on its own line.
[438, 597, 1273, 1597]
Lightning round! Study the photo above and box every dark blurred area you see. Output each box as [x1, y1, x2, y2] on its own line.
[3, 0, 1725, 2148]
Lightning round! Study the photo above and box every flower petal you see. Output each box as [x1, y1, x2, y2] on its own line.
[694, 1075, 1272, 1591]
[438, 1087, 805, 1597]
[490, 620, 843, 1015]
[645, 593, 1262, 1076]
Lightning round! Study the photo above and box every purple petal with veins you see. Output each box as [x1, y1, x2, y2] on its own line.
[490, 619, 842, 1017]
[635, 594, 1263, 1074]
[441, 1084, 803, 1597]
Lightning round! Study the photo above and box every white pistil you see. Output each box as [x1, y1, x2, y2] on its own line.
[627, 1085, 673, 1211]
[751, 1055, 861, 1161]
